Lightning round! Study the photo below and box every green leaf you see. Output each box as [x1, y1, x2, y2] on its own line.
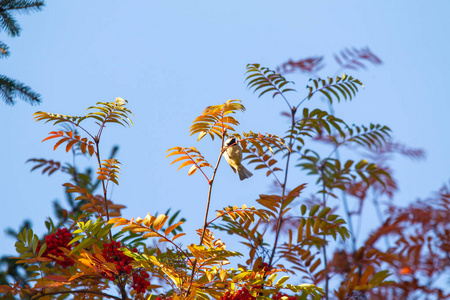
[68, 235, 85, 246]
[245, 64, 295, 99]
[301, 205, 307, 216]
[26, 228, 33, 245]
[369, 270, 391, 286]
[32, 235, 39, 253]
[38, 243, 47, 257]
[97, 223, 114, 239]
[275, 276, 290, 287]
[309, 205, 320, 217]
[71, 237, 95, 253]
[317, 207, 331, 219]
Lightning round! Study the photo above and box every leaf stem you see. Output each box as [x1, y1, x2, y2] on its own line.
[182, 149, 211, 182]
[63, 120, 96, 142]
[268, 109, 296, 268]
[94, 140, 112, 241]
[320, 170, 329, 300]
[186, 134, 226, 297]
[372, 189, 390, 248]
[326, 102, 357, 253]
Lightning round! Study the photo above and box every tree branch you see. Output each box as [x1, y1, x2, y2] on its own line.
[31, 289, 122, 300]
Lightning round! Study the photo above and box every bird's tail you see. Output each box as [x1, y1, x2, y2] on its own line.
[238, 165, 253, 181]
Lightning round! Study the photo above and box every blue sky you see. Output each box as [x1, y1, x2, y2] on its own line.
[1, 0, 449, 273]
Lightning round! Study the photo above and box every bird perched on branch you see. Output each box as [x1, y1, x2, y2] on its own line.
[223, 137, 253, 180]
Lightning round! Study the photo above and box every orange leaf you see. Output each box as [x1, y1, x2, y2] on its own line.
[164, 221, 184, 236]
[66, 139, 78, 152]
[177, 160, 194, 171]
[53, 137, 69, 150]
[88, 145, 95, 156]
[42, 133, 61, 142]
[172, 233, 186, 241]
[169, 155, 189, 166]
[80, 142, 87, 154]
[360, 265, 375, 284]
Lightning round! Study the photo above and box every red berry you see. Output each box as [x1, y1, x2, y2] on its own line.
[101, 241, 137, 279]
[41, 228, 75, 268]
[220, 287, 255, 300]
[272, 292, 296, 300]
[131, 270, 150, 294]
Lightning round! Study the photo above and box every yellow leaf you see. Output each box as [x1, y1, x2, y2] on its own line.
[153, 214, 168, 231]
[143, 213, 155, 227]
[305, 219, 311, 239]
[188, 165, 198, 175]
[297, 222, 303, 243]
[142, 232, 160, 238]
[313, 219, 320, 234]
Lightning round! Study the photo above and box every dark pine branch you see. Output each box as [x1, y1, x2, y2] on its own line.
[0, 0, 45, 13]
[0, 74, 41, 105]
[0, 8, 20, 36]
[0, 0, 45, 36]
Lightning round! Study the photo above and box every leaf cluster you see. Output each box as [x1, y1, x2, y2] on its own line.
[190, 99, 244, 141]
[334, 47, 382, 72]
[109, 213, 186, 244]
[245, 63, 295, 99]
[166, 147, 212, 176]
[5, 52, 444, 300]
[64, 182, 126, 218]
[41, 130, 96, 156]
[306, 74, 363, 104]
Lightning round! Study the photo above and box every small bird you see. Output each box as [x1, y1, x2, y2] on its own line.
[223, 137, 253, 180]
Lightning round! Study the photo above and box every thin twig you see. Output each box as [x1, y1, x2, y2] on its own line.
[31, 290, 122, 300]
[320, 170, 329, 300]
[186, 131, 226, 297]
[94, 139, 112, 241]
[268, 109, 296, 268]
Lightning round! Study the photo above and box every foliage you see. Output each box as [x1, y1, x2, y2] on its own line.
[1, 48, 448, 300]
[0, 96, 323, 299]
[245, 64, 295, 99]
[238, 49, 447, 299]
[276, 47, 382, 76]
[0, 74, 41, 105]
[0, 0, 44, 105]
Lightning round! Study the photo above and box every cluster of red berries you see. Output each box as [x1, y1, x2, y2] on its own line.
[102, 241, 138, 280]
[272, 292, 296, 300]
[41, 228, 74, 268]
[221, 288, 256, 300]
[102, 241, 150, 294]
[131, 270, 150, 294]
[262, 262, 270, 272]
